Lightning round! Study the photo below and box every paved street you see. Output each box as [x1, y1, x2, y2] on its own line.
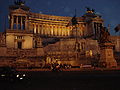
[0, 70, 120, 90]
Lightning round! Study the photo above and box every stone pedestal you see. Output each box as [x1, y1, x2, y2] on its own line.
[36, 48, 44, 56]
[0, 47, 7, 56]
[99, 42, 117, 68]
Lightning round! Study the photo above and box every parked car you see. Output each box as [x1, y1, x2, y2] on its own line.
[0, 67, 26, 82]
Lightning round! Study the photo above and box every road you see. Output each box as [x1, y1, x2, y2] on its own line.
[0, 70, 120, 90]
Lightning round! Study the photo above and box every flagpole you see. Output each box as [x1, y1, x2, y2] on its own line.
[119, 31, 120, 53]
[3, 15, 7, 45]
[66, 9, 80, 61]
[3, 15, 6, 32]
[114, 24, 120, 53]
[74, 9, 79, 61]
[75, 24, 78, 61]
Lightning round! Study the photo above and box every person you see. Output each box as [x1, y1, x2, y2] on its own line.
[51, 63, 61, 72]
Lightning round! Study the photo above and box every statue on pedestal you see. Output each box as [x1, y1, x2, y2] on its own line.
[99, 26, 111, 43]
[98, 26, 117, 68]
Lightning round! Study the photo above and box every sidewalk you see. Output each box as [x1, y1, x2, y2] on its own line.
[16, 67, 120, 72]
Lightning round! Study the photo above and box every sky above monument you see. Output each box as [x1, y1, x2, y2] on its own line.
[0, 0, 120, 35]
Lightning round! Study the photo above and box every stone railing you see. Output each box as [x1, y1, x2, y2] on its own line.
[6, 29, 33, 34]
[29, 12, 71, 22]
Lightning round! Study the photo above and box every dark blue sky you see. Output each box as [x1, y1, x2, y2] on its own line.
[0, 0, 120, 35]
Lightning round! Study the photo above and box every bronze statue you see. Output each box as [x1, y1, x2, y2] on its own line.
[99, 26, 111, 43]
[85, 7, 95, 13]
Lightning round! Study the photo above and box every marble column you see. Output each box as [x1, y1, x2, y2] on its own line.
[61, 26, 64, 36]
[11, 15, 14, 29]
[25, 17, 27, 30]
[20, 16, 23, 30]
[41, 25, 44, 35]
[60, 26, 62, 36]
[36, 24, 38, 34]
[44, 25, 46, 35]
[68, 27, 71, 36]
[58, 26, 60, 36]
[16, 16, 18, 29]
[40, 25, 43, 35]
[34, 24, 36, 33]
[62, 27, 65, 36]
[56, 26, 59, 36]
[39, 24, 41, 35]
[38, 24, 40, 34]
[53, 25, 55, 36]
[42, 25, 45, 35]
[47, 25, 50, 36]
[46, 25, 48, 35]
[64, 27, 67, 36]
[49, 25, 51, 35]
[66, 27, 69, 36]
[65, 27, 67, 36]
[54, 26, 57, 36]
[47, 25, 49, 35]
[51, 25, 53, 36]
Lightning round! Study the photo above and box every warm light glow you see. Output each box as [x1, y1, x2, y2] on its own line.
[23, 74, 25, 76]
[89, 50, 93, 56]
[16, 74, 19, 77]
[1, 74, 5, 77]
[20, 77, 23, 80]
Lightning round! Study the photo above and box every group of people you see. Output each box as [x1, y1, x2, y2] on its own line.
[44, 63, 72, 72]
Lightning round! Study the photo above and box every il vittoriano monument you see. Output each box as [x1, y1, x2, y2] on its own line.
[0, 0, 120, 69]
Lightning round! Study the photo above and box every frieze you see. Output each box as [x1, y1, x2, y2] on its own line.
[10, 8, 29, 14]
[6, 48, 37, 57]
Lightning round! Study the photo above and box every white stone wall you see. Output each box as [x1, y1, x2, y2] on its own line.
[6, 34, 15, 48]
[23, 35, 33, 49]
[6, 33, 33, 49]
[115, 39, 120, 52]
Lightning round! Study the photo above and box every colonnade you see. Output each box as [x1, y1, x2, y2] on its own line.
[9, 15, 27, 30]
[32, 23, 73, 37]
[31, 23, 86, 37]
[93, 22, 102, 39]
[9, 15, 87, 37]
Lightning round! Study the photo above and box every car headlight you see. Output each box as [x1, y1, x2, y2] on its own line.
[23, 74, 25, 77]
[20, 77, 23, 80]
[1, 74, 5, 77]
[16, 74, 19, 77]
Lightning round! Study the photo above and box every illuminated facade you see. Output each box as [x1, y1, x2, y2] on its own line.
[0, 0, 119, 68]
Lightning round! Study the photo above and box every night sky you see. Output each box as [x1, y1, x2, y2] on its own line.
[0, 0, 120, 35]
